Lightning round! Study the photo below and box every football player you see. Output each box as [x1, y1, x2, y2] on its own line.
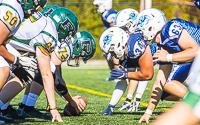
[114, 8, 150, 112]
[0, 7, 79, 123]
[0, 0, 47, 123]
[99, 25, 155, 115]
[17, 30, 96, 118]
[136, 8, 200, 123]
[152, 49, 200, 125]
[0, 0, 45, 94]
[93, 0, 118, 82]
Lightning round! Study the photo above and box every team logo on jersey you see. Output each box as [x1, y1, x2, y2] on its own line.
[82, 39, 92, 55]
[61, 17, 75, 33]
[128, 13, 137, 21]
[103, 35, 112, 47]
[137, 15, 150, 27]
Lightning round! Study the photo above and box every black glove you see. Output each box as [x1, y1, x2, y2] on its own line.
[12, 65, 34, 86]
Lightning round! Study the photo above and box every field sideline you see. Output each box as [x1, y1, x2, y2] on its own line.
[9, 60, 175, 125]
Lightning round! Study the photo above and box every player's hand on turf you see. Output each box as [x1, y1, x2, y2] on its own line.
[50, 109, 63, 122]
[138, 113, 152, 123]
[110, 67, 128, 80]
[153, 48, 169, 62]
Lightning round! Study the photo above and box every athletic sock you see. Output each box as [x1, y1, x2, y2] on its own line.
[25, 93, 38, 107]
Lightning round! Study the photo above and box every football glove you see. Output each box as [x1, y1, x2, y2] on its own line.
[12, 65, 35, 86]
[13, 56, 38, 72]
[110, 67, 128, 80]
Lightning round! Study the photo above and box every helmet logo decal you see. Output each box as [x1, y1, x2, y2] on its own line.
[43, 8, 54, 17]
[82, 40, 91, 55]
[103, 35, 112, 47]
[61, 17, 75, 33]
[128, 13, 137, 21]
[137, 15, 150, 27]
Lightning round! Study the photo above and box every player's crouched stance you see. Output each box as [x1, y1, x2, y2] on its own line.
[0, 7, 79, 123]
[17, 30, 96, 119]
[99, 27, 154, 116]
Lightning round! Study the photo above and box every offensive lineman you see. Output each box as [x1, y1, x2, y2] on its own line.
[0, 7, 79, 123]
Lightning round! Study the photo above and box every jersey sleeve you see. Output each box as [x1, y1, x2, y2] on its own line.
[127, 33, 147, 59]
[54, 38, 73, 62]
[106, 13, 116, 23]
[0, 4, 22, 32]
[161, 20, 183, 45]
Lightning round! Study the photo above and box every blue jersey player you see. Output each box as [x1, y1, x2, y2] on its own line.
[93, 0, 118, 82]
[99, 26, 156, 116]
[136, 8, 200, 123]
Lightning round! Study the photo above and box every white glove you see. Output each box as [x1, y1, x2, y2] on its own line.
[13, 56, 38, 72]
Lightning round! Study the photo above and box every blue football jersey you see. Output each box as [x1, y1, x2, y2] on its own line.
[160, 19, 200, 54]
[101, 9, 117, 29]
[120, 32, 157, 68]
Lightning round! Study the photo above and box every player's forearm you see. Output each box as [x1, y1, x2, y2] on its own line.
[42, 75, 56, 109]
[0, 45, 15, 63]
[147, 80, 164, 111]
[127, 71, 153, 81]
[172, 47, 198, 63]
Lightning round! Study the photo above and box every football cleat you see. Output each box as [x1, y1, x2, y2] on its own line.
[20, 107, 51, 120]
[101, 105, 114, 116]
[16, 103, 25, 115]
[128, 100, 140, 112]
[0, 113, 14, 123]
[0, 105, 25, 119]
[118, 99, 132, 111]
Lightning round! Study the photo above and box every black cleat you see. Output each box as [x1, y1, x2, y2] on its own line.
[20, 107, 51, 120]
[0, 105, 25, 119]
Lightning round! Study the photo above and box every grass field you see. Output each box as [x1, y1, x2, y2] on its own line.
[9, 64, 176, 125]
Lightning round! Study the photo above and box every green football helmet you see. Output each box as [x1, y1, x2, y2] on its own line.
[20, 0, 47, 18]
[68, 30, 96, 66]
[41, 5, 60, 17]
[49, 7, 79, 42]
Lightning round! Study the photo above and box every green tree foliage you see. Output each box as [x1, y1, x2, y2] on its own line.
[47, 0, 200, 59]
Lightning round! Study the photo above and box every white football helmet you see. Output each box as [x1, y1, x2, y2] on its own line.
[99, 27, 129, 60]
[114, 8, 139, 34]
[136, 8, 166, 44]
[93, 0, 112, 13]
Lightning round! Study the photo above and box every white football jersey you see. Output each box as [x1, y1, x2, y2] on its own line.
[0, 0, 24, 37]
[7, 11, 58, 56]
[7, 11, 73, 62]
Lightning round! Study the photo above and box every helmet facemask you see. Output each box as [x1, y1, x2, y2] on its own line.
[68, 31, 96, 67]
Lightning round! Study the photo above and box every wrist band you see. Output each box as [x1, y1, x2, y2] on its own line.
[50, 107, 57, 110]
[166, 54, 173, 62]
[145, 108, 153, 115]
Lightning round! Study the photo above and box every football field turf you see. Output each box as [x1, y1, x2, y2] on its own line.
[10, 64, 176, 124]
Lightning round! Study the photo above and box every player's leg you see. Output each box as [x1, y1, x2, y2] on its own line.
[101, 79, 128, 115]
[152, 50, 200, 125]
[19, 80, 51, 119]
[118, 80, 138, 111]
[0, 77, 25, 123]
[161, 63, 191, 101]
[17, 86, 31, 113]
[129, 80, 148, 112]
